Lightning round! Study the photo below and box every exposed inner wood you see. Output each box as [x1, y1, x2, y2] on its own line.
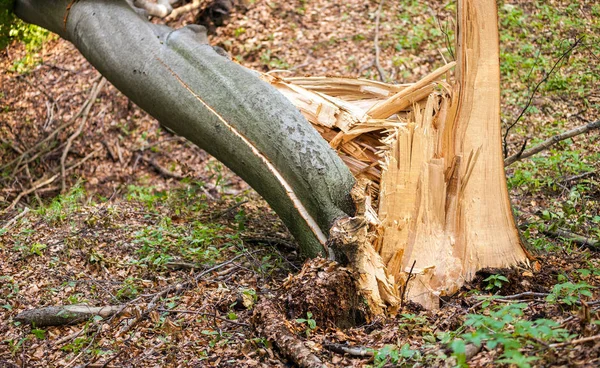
[263, 0, 529, 310]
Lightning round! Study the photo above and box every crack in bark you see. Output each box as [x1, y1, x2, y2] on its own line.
[155, 57, 328, 248]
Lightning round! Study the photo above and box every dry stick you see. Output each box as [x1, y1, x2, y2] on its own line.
[496, 291, 549, 300]
[60, 77, 107, 192]
[1, 175, 58, 214]
[503, 36, 583, 157]
[139, 155, 185, 180]
[10, 142, 66, 178]
[550, 333, 600, 348]
[0, 207, 30, 231]
[24, 163, 43, 207]
[212, 200, 248, 219]
[323, 341, 373, 357]
[118, 251, 256, 336]
[542, 228, 599, 249]
[156, 308, 249, 327]
[373, 0, 387, 82]
[66, 147, 102, 172]
[53, 328, 85, 347]
[401, 260, 417, 306]
[0, 74, 103, 172]
[0, 137, 23, 155]
[243, 236, 297, 251]
[504, 120, 600, 166]
[562, 168, 599, 183]
[165, 0, 202, 21]
[2, 148, 101, 214]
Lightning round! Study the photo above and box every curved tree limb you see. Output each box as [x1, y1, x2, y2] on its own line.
[14, 0, 356, 257]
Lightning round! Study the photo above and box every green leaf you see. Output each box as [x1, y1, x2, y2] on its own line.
[31, 329, 46, 339]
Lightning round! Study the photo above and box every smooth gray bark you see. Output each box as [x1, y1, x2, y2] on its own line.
[13, 0, 356, 257]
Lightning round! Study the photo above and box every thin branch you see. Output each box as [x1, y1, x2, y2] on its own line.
[437, 17, 455, 61]
[550, 333, 600, 348]
[165, 0, 202, 21]
[0, 207, 30, 231]
[503, 36, 583, 158]
[504, 120, 600, 166]
[61, 77, 107, 192]
[323, 341, 373, 357]
[495, 291, 549, 300]
[139, 155, 185, 180]
[562, 168, 599, 184]
[1, 175, 59, 214]
[212, 200, 248, 219]
[401, 260, 417, 306]
[156, 308, 249, 327]
[118, 251, 258, 336]
[373, 0, 387, 82]
[542, 228, 599, 250]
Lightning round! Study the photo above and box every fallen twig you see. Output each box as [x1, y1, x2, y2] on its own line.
[53, 328, 85, 346]
[373, 0, 387, 82]
[243, 236, 297, 251]
[61, 77, 107, 192]
[1, 175, 58, 214]
[542, 228, 599, 250]
[156, 308, 249, 327]
[401, 260, 417, 306]
[562, 168, 599, 184]
[140, 155, 185, 180]
[495, 291, 549, 300]
[1, 207, 30, 232]
[118, 251, 257, 336]
[1, 74, 103, 172]
[212, 200, 248, 219]
[550, 333, 600, 348]
[504, 120, 600, 166]
[2, 148, 101, 213]
[323, 341, 373, 357]
[165, 0, 202, 22]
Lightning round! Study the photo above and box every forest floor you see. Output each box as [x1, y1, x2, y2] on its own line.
[1, 0, 600, 367]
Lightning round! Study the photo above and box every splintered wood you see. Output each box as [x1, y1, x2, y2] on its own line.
[262, 0, 528, 312]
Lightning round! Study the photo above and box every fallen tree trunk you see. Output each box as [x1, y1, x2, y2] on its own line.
[13, 0, 529, 312]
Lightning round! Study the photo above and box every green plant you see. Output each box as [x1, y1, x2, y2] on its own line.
[30, 328, 46, 339]
[126, 185, 166, 210]
[66, 293, 86, 304]
[5, 337, 28, 355]
[116, 277, 141, 301]
[372, 345, 399, 367]
[483, 274, 509, 291]
[371, 343, 422, 368]
[1, 2, 53, 72]
[37, 183, 85, 223]
[445, 302, 572, 368]
[546, 280, 594, 306]
[61, 335, 91, 354]
[295, 311, 316, 337]
[28, 242, 47, 256]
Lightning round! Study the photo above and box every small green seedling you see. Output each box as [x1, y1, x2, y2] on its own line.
[295, 311, 317, 337]
[484, 274, 509, 291]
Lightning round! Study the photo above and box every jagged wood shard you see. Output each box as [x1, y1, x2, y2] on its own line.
[267, 0, 528, 309]
[14, 0, 529, 313]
